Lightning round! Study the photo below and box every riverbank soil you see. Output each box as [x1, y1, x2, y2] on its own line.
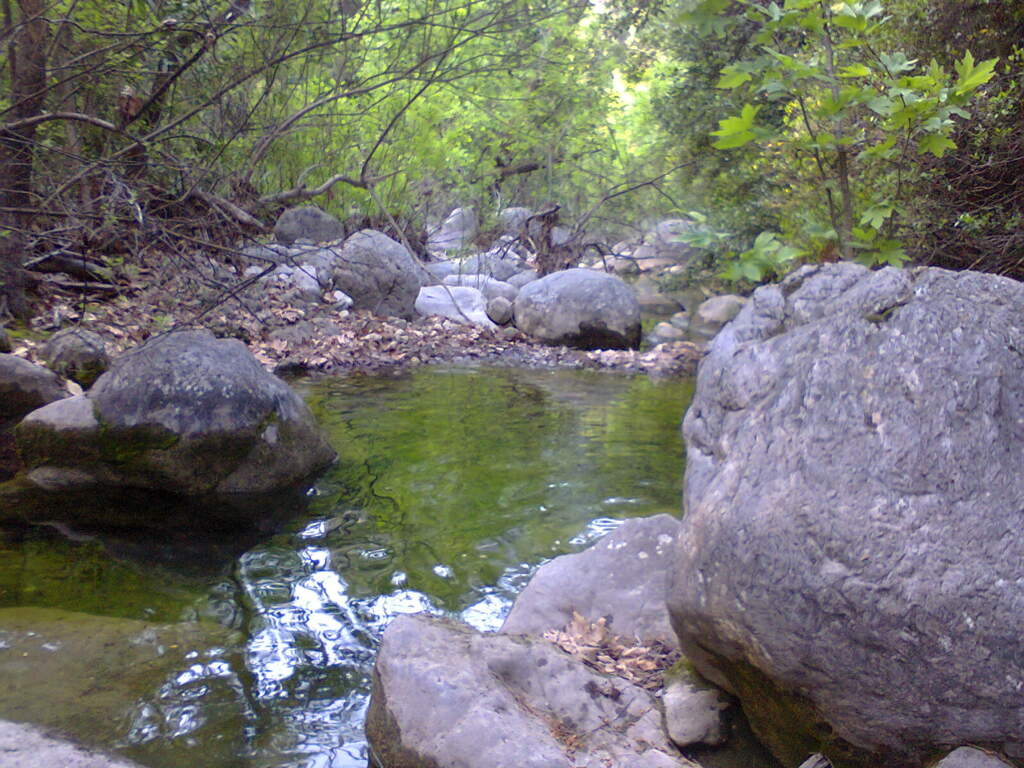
[5, 246, 703, 379]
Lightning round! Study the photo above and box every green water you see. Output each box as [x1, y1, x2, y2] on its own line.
[0, 366, 692, 768]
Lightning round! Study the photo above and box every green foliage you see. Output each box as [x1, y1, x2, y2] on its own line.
[685, 0, 997, 280]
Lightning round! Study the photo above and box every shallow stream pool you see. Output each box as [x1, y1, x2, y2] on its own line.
[0, 366, 692, 767]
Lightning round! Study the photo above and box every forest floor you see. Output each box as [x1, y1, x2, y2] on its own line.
[11, 248, 706, 380]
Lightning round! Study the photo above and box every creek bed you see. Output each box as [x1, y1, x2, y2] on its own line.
[0, 366, 692, 768]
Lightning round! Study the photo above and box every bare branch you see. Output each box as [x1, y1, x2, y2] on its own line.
[191, 188, 268, 230]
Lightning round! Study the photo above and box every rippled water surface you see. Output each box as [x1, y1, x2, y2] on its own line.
[0, 366, 692, 767]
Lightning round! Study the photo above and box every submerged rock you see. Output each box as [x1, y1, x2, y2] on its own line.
[0, 720, 144, 768]
[366, 613, 695, 768]
[670, 264, 1024, 767]
[16, 330, 335, 494]
[514, 268, 641, 350]
[0, 607, 245, 766]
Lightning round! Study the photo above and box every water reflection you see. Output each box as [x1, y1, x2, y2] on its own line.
[0, 366, 692, 768]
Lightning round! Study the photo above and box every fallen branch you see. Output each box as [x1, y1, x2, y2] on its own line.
[25, 251, 113, 283]
[47, 276, 120, 294]
[258, 173, 367, 205]
[191, 189, 267, 230]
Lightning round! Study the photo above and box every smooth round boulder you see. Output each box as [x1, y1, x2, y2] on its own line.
[415, 285, 496, 329]
[458, 251, 528, 282]
[0, 354, 66, 420]
[514, 268, 640, 349]
[690, 294, 746, 338]
[485, 295, 513, 325]
[42, 327, 110, 387]
[273, 205, 346, 245]
[670, 264, 1024, 768]
[15, 330, 335, 494]
[332, 230, 422, 319]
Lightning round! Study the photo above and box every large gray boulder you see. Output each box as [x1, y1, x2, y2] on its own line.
[0, 354, 66, 421]
[273, 205, 346, 245]
[15, 330, 335, 494]
[669, 263, 1024, 768]
[652, 218, 697, 262]
[501, 514, 681, 647]
[514, 268, 641, 350]
[332, 229, 422, 319]
[366, 613, 694, 768]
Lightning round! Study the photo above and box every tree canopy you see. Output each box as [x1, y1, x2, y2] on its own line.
[1, 0, 1021, 317]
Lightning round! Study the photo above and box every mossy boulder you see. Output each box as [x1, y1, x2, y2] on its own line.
[15, 330, 335, 494]
[41, 327, 110, 387]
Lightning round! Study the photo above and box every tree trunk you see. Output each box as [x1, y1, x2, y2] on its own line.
[0, 0, 48, 223]
[0, 231, 30, 321]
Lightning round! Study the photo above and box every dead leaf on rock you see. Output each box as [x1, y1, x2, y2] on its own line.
[544, 612, 681, 692]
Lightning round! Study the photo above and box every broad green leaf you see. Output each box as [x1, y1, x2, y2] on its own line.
[775, 244, 806, 262]
[866, 95, 894, 115]
[857, 135, 897, 160]
[880, 52, 918, 75]
[839, 64, 871, 78]
[717, 66, 752, 89]
[741, 260, 764, 281]
[712, 130, 756, 149]
[832, 13, 867, 32]
[859, 202, 894, 230]
[917, 134, 956, 157]
[710, 104, 761, 148]
[751, 230, 778, 251]
[954, 52, 998, 95]
[874, 240, 909, 266]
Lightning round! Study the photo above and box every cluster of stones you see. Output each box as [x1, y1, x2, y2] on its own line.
[366, 516, 732, 768]
[253, 205, 648, 351]
[362, 263, 1024, 768]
